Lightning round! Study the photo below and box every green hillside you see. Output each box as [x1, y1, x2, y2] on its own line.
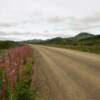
[43, 33, 100, 54]
[44, 33, 99, 46]
[79, 35, 100, 46]
[0, 41, 19, 49]
[19, 32, 100, 54]
[75, 32, 94, 40]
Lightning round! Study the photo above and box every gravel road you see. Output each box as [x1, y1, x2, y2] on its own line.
[33, 45, 100, 100]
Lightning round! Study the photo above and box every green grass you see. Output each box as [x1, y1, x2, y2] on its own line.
[13, 56, 36, 100]
[46, 44, 100, 54]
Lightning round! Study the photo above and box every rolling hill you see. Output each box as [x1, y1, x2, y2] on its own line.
[18, 32, 100, 54]
[74, 32, 94, 40]
[0, 41, 19, 49]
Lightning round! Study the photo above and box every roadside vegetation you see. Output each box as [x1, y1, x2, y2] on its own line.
[0, 45, 36, 100]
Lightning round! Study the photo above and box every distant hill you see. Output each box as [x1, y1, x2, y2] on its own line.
[42, 32, 100, 46]
[75, 32, 94, 40]
[0, 41, 19, 49]
[16, 32, 100, 54]
[45, 37, 67, 44]
[42, 33, 100, 54]
[20, 39, 43, 44]
[79, 35, 100, 46]
[20, 32, 100, 46]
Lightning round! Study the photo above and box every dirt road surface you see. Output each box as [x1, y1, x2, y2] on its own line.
[33, 45, 100, 100]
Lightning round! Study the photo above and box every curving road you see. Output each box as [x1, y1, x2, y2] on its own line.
[33, 45, 100, 100]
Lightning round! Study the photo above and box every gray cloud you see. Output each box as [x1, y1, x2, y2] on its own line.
[65, 13, 100, 31]
[0, 31, 8, 35]
[0, 23, 12, 28]
[45, 14, 100, 32]
[83, 12, 100, 24]
[48, 16, 65, 23]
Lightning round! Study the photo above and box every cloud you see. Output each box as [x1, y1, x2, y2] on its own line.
[66, 13, 100, 31]
[48, 16, 65, 23]
[46, 14, 100, 32]
[83, 12, 100, 23]
[0, 0, 100, 40]
[0, 23, 12, 28]
[0, 13, 100, 41]
[0, 31, 8, 35]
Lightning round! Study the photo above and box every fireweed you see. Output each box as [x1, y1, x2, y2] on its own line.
[0, 45, 35, 100]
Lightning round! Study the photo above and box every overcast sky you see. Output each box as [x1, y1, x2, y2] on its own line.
[0, 0, 100, 41]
